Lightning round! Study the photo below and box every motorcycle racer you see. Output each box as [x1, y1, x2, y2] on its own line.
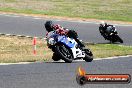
[99, 21, 113, 39]
[45, 20, 85, 48]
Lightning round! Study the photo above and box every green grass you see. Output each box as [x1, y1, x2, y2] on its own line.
[0, 0, 132, 22]
[0, 35, 52, 63]
[87, 44, 132, 58]
[0, 35, 132, 63]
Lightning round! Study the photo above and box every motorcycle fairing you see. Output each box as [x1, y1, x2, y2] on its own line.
[57, 36, 75, 48]
[57, 36, 85, 58]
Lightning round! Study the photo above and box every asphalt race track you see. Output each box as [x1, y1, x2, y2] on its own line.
[0, 14, 132, 45]
[0, 14, 132, 88]
[0, 57, 132, 88]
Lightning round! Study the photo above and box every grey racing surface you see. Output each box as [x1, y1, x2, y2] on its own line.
[0, 14, 132, 88]
[0, 57, 132, 88]
[0, 14, 132, 45]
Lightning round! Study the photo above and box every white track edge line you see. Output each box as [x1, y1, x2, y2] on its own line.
[0, 55, 131, 65]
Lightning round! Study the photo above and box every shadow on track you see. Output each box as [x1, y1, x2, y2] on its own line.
[45, 60, 86, 63]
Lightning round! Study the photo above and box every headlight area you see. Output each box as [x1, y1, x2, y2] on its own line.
[48, 38, 55, 45]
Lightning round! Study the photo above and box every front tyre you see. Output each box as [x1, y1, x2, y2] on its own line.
[55, 44, 73, 63]
[83, 49, 93, 62]
[52, 53, 61, 61]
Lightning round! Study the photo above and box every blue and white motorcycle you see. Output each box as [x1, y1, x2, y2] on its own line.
[46, 31, 93, 63]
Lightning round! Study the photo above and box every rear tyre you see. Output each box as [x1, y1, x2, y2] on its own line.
[83, 49, 93, 62]
[116, 35, 123, 43]
[52, 53, 61, 61]
[110, 40, 114, 44]
[55, 44, 73, 63]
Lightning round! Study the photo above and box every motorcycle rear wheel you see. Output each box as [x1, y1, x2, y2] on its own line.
[83, 49, 93, 62]
[116, 35, 123, 43]
[109, 35, 123, 43]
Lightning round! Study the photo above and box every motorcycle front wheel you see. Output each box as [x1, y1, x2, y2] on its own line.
[52, 53, 61, 61]
[55, 44, 73, 63]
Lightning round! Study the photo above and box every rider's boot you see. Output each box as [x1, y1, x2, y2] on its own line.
[75, 38, 85, 49]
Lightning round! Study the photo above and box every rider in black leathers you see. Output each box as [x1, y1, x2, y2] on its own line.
[99, 21, 113, 39]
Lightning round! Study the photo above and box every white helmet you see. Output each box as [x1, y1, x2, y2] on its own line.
[101, 21, 105, 26]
